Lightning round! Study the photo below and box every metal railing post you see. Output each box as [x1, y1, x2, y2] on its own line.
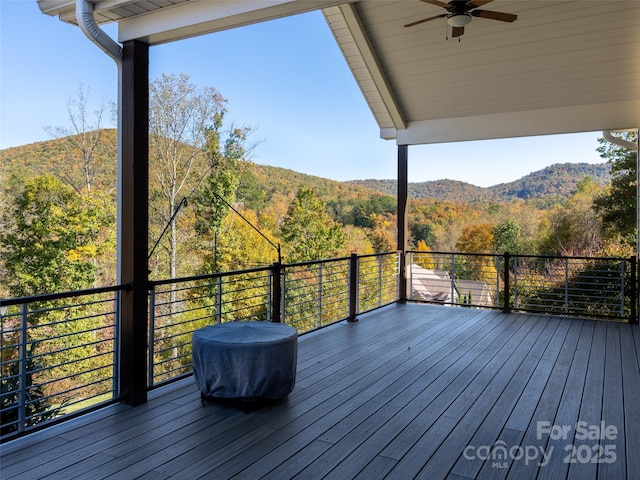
[113, 290, 120, 397]
[18, 303, 28, 433]
[407, 252, 413, 301]
[147, 287, 156, 388]
[630, 255, 637, 324]
[503, 252, 511, 313]
[271, 262, 282, 323]
[378, 255, 383, 307]
[564, 258, 570, 313]
[267, 272, 272, 322]
[450, 253, 456, 305]
[215, 276, 223, 324]
[396, 252, 401, 301]
[348, 253, 359, 322]
[495, 255, 501, 308]
[317, 263, 323, 328]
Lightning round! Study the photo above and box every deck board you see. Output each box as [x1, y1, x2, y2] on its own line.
[1, 304, 638, 480]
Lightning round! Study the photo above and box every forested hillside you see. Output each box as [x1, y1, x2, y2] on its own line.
[0, 127, 631, 300]
[2, 135, 609, 208]
[346, 163, 610, 203]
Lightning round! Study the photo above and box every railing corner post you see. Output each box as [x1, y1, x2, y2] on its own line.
[503, 252, 511, 313]
[271, 262, 282, 323]
[348, 253, 359, 322]
[630, 255, 637, 324]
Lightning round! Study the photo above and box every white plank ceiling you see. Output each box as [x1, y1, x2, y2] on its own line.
[38, 0, 640, 145]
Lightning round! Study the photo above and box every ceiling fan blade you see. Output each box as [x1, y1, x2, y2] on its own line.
[420, 0, 452, 8]
[404, 13, 447, 28]
[466, 0, 494, 8]
[472, 9, 517, 22]
[451, 26, 465, 37]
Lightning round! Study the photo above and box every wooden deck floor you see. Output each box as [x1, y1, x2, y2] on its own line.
[2, 304, 640, 480]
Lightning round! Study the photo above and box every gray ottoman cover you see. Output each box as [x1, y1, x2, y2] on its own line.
[192, 321, 297, 400]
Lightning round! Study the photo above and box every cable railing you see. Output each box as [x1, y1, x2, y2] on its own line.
[357, 252, 400, 313]
[148, 266, 273, 386]
[148, 252, 399, 387]
[2, 250, 636, 440]
[0, 285, 123, 439]
[408, 251, 636, 321]
[283, 257, 351, 332]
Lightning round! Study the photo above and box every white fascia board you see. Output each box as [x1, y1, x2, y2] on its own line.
[37, 0, 75, 19]
[117, 0, 348, 45]
[395, 101, 640, 146]
[336, 3, 405, 131]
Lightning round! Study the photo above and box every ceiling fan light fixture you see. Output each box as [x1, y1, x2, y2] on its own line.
[447, 14, 472, 27]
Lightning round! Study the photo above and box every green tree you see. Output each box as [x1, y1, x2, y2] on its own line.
[0, 175, 110, 297]
[493, 219, 521, 254]
[593, 132, 638, 237]
[148, 73, 227, 280]
[540, 177, 603, 256]
[194, 121, 252, 240]
[1, 343, 68, 436]
[280, 187, 346, 263]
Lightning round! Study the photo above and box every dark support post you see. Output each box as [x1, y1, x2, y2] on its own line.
[630, 255, 637, 324]
[503, 252, 511, 313]
[348, 253, 359, 322]
[119, 40, 149, 406]
[271, 262, 282, 323]
[397, 145, 409, 303]
[636, 132, 639, 324]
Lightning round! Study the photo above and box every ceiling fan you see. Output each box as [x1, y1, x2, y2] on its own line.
[404, 0, 517, 38]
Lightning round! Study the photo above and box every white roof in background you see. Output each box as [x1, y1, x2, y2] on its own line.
[38, 0, 640, 145]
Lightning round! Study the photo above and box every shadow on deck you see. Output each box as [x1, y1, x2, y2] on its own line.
[2, 303, 639, 479]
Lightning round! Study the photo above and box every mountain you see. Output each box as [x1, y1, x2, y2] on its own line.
[490, 163, 610, 200]
[346, 163, 610, 203]
[1, 132, 610, 207]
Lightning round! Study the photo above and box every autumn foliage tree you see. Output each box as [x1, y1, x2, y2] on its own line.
[45, 84, 115, 195]
[0, 175, 112, 297]
[414, 240, 435, 269]
[148, 73, 228, 279]
[194, 119, 254, 270]
[280, 187, 346, 263]
[455, 223, 496, 281]
[455, 223, 495, 254]
[540, 177, 603, 256]
[593, 132, 638, 240]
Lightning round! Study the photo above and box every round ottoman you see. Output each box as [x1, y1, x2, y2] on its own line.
[192, 321, 297, 401]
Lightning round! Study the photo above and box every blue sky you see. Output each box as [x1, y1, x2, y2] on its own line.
[1, 0, 605, 187]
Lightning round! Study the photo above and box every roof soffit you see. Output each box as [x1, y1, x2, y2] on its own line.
[326, 0, 640, 144]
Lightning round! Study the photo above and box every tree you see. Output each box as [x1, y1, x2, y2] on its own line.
[148, 73, 227, 279]
[194, 121, 253, 243]
[366, 212, 396, 253]
[540, 177, 603, 256]
[455, 223, 494, 254]
[0, 175, 111, 297]
[280, 187, 346, 263]
[45, 84, 115, 194]
[209, 208, 278, 271]
[455, 223, 496, 281]
[593, 132, 638, 238]
[414, 240, 435, 269]
[493, 219, 521, 254]
[1, 343, 68, 436]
